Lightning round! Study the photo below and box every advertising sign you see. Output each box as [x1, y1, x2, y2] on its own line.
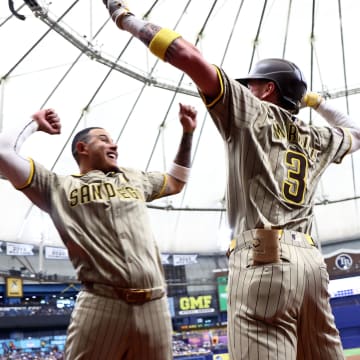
[217, 276, 228, 311]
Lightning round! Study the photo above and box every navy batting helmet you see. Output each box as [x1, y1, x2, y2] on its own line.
[237, 58, 307, 111]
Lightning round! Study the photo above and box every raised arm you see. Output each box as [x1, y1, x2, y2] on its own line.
[0, 109, 61, 188]
[165, 103, 197, 195]
[302, 92, 360, 154]
[103, 0, 220, 99]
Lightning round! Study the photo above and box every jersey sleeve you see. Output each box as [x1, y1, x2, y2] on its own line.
[199, 67, 262, 141]
[20, 160, 59, 213]
[146, 172, 167, 200]
[324, 126, 352, 164]
[120, 167, 166, 202]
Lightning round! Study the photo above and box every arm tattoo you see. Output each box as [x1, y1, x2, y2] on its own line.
[139, 23, 162, 46]
[174, 133, 193, 167]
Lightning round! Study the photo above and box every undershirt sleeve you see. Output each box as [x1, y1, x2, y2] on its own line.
[0, 120, 38, 188]
[316, 101, 360, 154]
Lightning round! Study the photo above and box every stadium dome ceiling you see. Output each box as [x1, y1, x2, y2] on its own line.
[1, 0, 360, 254]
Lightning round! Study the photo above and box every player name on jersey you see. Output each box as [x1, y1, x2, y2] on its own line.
[69, 183, 143, 206]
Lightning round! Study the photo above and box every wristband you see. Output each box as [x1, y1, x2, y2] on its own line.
[167, 162, 190, 183]
[149, 28, 181, 61]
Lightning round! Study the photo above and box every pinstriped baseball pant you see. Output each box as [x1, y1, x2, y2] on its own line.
[65, 291, 173, 360]
[227, 230, 344, 360]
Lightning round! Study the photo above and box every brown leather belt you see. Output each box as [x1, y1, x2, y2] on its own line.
[83, 282, 165, 304]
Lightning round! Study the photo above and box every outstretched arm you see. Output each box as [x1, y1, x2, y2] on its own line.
[164, 103, 197, 195]
[0, 109, 61, 188]
[103, 0, 220, 99]
[302, 92, 360, 154]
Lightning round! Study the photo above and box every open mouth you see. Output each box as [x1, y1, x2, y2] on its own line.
[107, 152, 117, 160]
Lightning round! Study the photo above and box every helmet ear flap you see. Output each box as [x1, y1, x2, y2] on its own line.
[236, 58, 307, 111]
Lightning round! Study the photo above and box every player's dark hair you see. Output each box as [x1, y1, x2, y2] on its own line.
[72, 127, 103, 163]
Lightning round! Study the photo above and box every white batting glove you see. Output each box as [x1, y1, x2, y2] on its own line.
[103, 0, 133, 29]
[301, 92, 323, 109]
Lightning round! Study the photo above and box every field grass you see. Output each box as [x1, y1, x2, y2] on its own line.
[345, 348, 360, 359]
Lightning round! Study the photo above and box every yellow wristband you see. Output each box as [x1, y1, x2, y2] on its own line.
[149, 28, 181, 61]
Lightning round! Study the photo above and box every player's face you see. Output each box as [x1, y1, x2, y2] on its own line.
[247, 79, 272, 100]
[85, 129, 118, 172]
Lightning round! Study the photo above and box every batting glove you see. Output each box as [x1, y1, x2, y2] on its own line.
[301, 92, 323, 109]
[103, 0, 133, 29]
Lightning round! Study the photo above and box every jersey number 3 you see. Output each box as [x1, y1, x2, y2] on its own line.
[282, 150, 308, 205]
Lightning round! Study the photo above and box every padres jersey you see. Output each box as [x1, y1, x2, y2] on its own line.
[20, 163, 167, 289]
[203, 67, 352, 236]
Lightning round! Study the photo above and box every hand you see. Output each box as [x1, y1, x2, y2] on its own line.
[301, 92, 323, 109]
[103, 0, 132, 29]
[179, 103, 197, 133]
[32, 109, 61, 135]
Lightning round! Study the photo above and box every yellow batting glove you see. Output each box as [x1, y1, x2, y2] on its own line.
[302, 92, 323, 109]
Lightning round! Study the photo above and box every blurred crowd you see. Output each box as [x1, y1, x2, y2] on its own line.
[0, 346, 63, 360]
[0, 303, 228, 359]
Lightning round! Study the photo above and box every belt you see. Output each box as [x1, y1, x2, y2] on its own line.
[83, 282, 165, 304]
[226, 229, 316, 258]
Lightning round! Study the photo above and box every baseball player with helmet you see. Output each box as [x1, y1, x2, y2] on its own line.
[0, 103, 197, 359]
[102, 1, 360, 359]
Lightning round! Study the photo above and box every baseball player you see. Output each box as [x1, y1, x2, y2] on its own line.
[102, 1, 360, 359]
[0, 103, 197, 359]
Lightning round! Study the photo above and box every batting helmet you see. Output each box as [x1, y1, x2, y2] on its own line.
[237, 58, 307, 111]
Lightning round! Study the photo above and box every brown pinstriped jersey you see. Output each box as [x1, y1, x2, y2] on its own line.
[205, 68, 352, 237]
[21, 163, 167, 289]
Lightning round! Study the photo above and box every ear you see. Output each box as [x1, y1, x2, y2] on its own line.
[76, 141, 88, 157]
[264, 81, 276, 97]
[259, 81, 278, 103]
